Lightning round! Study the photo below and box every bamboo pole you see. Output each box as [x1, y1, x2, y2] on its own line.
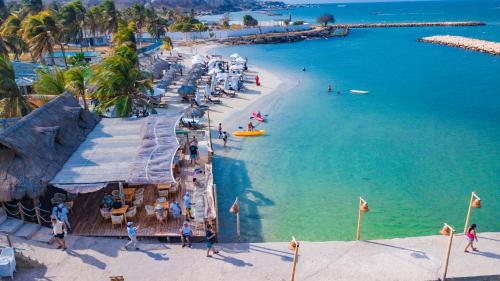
[290, 237, 299, 281]
[33, 199, 41, 225]
[442, 224, 455, 281]
[464, 192, 479, 234]
[356, 200, 362, 240]
[236, 211, 240, 242]
[213, 184, 220, 237]
[17, 202, 24, 221]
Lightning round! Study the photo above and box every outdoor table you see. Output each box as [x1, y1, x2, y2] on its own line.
[111, 205, 129, 216]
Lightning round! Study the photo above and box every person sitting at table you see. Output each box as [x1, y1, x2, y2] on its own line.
[112, 198, 122, 209]
[102, 194, 114, 207]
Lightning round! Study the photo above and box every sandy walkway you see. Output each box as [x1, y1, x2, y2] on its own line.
[11, 232, 500, 280]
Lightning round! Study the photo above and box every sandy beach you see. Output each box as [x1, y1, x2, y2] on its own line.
[169, 42, 294, 151]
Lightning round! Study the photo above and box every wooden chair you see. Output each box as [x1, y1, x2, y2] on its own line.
[100, 208, 111, 220]
[135, 188, 145, 196]
[170, 180, 180, 195]
[133, 196, 143, 207]
[125, 206, 137, 219]
[111, 214, 124, 228]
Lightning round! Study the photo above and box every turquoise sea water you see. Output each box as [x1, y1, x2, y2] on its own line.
[212, 0, 500, 242]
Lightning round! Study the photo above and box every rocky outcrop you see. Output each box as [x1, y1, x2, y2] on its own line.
[219, 26, 348, 45]
[417, 35, 500, 56]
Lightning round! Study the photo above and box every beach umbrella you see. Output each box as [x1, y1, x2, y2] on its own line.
[230, 53, 240, 59]
[186, 107, 205, 118]
[178, 85, 196, 96]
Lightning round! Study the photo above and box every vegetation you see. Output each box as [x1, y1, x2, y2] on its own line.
[316, 13, 334, 27]
[160, 36, 173, 55]
[0, 54, 31, 117]
[169, 15, 206, 32]
[243, 15, 258, 27]
[33, 67, 65, 96]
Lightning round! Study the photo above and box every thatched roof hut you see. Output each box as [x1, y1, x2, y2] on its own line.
[0, 93, 99, 202]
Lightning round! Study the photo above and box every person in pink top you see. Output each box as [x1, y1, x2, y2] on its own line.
[255, 75, 260, 86]
[464, 224, 478, 252]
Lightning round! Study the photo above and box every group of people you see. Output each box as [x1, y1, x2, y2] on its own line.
[217, 123, 228, 147]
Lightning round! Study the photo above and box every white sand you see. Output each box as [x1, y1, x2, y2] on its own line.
[171, 42, 287, 143]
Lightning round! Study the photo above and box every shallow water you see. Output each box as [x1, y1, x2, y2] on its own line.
[212, 1, 500, 242]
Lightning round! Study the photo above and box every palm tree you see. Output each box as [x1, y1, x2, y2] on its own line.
[145, 9, 167, 41]
[113, 22, 137, 51]
[65, 66, 89, 110]
[84, 6, 102, 48]
[101, 0, 118, 35]
[59, 0, 86, 51]
[91, 52, 151, 117]
[0, 13, 29, 60]
[0, 36, 7, 55]
[20, 0, 43, 17]
[0, 54, 31, 117]
[160, 35, 172, 55]
[128, 4, 145, 46]
[21, 11, 67, 66]
[33, 66, 65, 95]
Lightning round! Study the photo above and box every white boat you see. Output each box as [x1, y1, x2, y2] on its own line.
[350, 90, 369, 94]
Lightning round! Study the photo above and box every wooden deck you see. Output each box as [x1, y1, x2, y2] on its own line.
[69, 182, 205, 239]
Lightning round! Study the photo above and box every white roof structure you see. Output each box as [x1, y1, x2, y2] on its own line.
[51, 112, 181, 193]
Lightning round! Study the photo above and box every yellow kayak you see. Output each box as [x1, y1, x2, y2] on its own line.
[233, 130, 265, 137]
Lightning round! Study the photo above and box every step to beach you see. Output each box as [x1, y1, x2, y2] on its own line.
[14, 223, 41, 240]
[30, 227, 54, 244]
[0, 217, 24, 234]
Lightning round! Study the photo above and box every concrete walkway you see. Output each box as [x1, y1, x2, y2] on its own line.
[8, 232, 500, 281]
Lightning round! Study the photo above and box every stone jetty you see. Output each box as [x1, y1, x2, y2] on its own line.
[334, 21, 485, 28]
[418, 35, 500, 55]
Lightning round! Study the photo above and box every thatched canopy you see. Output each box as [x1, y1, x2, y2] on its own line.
[152, 59, 170, 80]
[0, 93, 99, 202]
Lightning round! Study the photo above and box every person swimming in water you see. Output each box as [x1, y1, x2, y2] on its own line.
[302, 67, 306, 72]
[328, 85, 332, 92]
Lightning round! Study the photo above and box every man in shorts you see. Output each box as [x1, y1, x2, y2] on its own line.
[51, 216, 67, 251]
[180, 221, 193, 248]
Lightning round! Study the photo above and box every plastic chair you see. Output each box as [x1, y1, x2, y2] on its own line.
[145, 205, 155, 220]
[100, 208, 111, 220]
[111, 214, 124, 228]
[126, 206, 137, 219]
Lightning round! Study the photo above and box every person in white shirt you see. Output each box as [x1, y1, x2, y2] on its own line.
[51, 216, 66, 251]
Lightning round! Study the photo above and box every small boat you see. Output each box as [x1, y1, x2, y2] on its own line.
[233, 130, 265, 137]
[350, 90, 369, 94]
[251, 112, 265, 122]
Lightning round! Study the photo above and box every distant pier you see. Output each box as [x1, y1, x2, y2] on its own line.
[333, 21, 485, 28]
[417, 35, 500, 56]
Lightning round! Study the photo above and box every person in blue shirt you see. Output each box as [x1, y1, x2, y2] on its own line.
[183, 191, 194, 221]
[180, 221, 193, 248]
[52, 203, 71, 232]
[125, 222, 139, 250]
[170, 201, 181, 221]
[205, 224, 219, 257]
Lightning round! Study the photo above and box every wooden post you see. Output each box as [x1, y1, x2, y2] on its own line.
[33, 199, 41, 225]
[213, 184, 220, 237]
[17, 202, 24, 221]
[464, 192, 480, 234]
[356, 197, 362, 240]
[6, 234, 12, 247]
[442, 224, 455, 281]
[236, 210, 240, 242]
[290, 237, 299, 281]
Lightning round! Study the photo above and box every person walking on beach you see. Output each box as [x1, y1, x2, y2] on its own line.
[180, 221, 193, 248]
[464, 224, 478, 252]
[125, 222, 139, 250]
[51, 216, 67, 251]
[205, 224, 219, 257]
[255, 75, 260, 86]
[218, 123, 223, 139]
[184, 191, 194, 221]
[52, 203, 71, 233]
[248, 122, 254, 132]
[222, 131, 228, 147]
[189, 142, 198, 165]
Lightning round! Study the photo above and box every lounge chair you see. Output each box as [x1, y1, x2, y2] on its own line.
[111, 214, 124, 228]
[0, 247, 16, 280]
